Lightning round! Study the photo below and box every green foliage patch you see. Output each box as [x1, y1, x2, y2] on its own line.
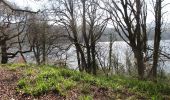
[0, 63, 27, 71]
[78, 95, 93, 100]
[5, 64, 169, 99]
[17, 66, 77, 96]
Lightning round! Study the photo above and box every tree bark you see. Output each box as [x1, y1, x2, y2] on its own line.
[152, 0, 162, 81]
[33, 46, 41, 65]
[91, 41, 96, 75]
[81, 0, 91, 73]
[42, 31, 46, 65]
[1, 40, 8, 64]
[134, 49, 144, 79]
[76, 50, 82, 71]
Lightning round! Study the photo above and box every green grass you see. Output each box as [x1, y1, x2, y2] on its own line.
[78, 95, 93, 100]
[0, 63, 27, 70]
[17, 66, 77, 96]
[2, 64, 170, 99]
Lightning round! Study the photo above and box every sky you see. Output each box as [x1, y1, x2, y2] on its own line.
[6, 0, 170, 23]
[146, 0, 170, 23]
[7, 0, 48, 11]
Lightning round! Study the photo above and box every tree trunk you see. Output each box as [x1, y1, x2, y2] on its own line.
[42, 35, 46, 65]
[109, 33, 113, 72]
[91, 42, 96, 75]
[152, 0, 162, 81]
[135, 0, 145, 79]
[86, 45, 91, 73]
[81, 0, 92, 73]
[42, 24, 46, 65]
[134, 50, 144, 79]
[1, 40, 8, 64]
[75, 43, 87, 71]
[20, 52, 27, 63]
[33, 46, 41, 65]
[76, 50, 82, 71]
[36, 54, 40, 65]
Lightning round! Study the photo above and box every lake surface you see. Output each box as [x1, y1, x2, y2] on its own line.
[65, 40, 170, 73]
[10, 40, 170, 73]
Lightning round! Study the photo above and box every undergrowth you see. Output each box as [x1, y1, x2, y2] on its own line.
[2, 63, 170, 99]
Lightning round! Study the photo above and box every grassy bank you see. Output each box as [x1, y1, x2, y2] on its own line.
[0, 64, 170, 99]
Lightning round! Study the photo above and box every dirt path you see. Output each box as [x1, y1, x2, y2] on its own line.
[0, 68, 20, 100]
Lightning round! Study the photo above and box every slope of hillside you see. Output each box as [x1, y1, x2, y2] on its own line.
[0, 64, 170, 100]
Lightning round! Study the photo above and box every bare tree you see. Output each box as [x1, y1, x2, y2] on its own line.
[86, 0, 108, 74]
[27, 17, 43, 64]
[152, 0, 162, 80]
[103, 0, 147, 79]
[26, 12, 69, 65]
[51, 0, 108, 74]
[0, 0, 40, 64]
[55, 0, 88, 71]
[0, 3, 30, 63]
[26, 15, 50, 65]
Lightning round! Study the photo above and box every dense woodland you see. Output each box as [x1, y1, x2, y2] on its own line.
[0, 0, 170, 99]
